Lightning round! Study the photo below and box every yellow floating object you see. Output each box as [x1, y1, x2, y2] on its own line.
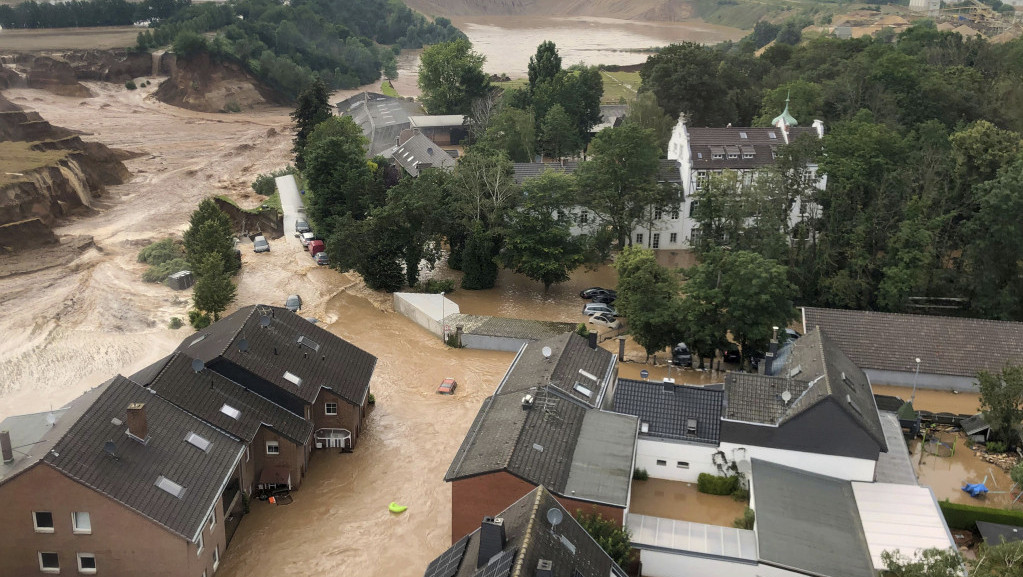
[389, 502, 407, 514]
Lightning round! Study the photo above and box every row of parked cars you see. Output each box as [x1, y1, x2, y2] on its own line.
[671, 328, 801, 368]
[580, 287, 621, 329]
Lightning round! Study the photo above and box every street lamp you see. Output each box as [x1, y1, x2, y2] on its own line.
[440, 291, 446, 342]
[910, 357, 922, 403]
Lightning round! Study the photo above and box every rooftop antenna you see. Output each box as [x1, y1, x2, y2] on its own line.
[237, 338, 249, 353]
[546, 507, 563, 532]
[781, 390, 792, 405]
[542, 346, 552, 361]
[103, 440, 119, 461]
[191, 358, 205, 373]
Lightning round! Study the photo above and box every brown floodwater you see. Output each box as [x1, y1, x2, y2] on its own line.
[911, 432, 1019, 509]
[629, 477, 747, 527]
[871, 384, 981, 415]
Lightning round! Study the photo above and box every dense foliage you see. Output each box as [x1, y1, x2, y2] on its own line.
[575, 511, 632, 570]
[137, 237, 189, 283]
[977, 365, 1023, 445]
[182, 199, 238, 325]
[0, 0, 187, 28]
[417, 39, 491, 115]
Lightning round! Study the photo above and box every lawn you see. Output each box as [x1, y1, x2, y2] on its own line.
[380, 80, 399, 98]
[0, 141, 69, 187]
[600, 70, 642, 104]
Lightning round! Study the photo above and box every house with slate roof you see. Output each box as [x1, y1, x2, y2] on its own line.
[175, 304, 377, 450]
[138, 351, 315, 493]
[614, 329, 888, 484]
[384, 131, 457, 177]
[336, 91, 424, 156]
[496, 333, 618, 409]
[445, 375, 638, 542]
[425, 485, 628, 577]
[0, 376, 245, 577]
[802, 306, 1023, 391]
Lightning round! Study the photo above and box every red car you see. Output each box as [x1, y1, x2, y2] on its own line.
[437, 377, 457, 395]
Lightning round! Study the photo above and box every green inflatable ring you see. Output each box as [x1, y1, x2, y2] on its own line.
[389, 502, 407, 514]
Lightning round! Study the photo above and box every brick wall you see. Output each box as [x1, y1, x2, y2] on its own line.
[252, 427, 304, 490]
[312, 389, 363, 448]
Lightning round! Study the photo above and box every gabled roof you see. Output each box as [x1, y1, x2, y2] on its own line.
[44, 376, 244, 542]
[688, 127, 819, 170]
[657, 159, 682, 183]
[511, 161, 578, 184]
[495, 333, 617, 408]
[424, 485, 626, 577]
[752, 459, 875, 577]
[0, 388, 97, 485]
[335, 91, 424, 156]
[445, 386, 637, 507]
[613, 379, 723, 444]
[409, 114, 465, 129]
[802, 307, 1023, 378]
[178, 305, 377, 406]
[724, 329, 887, 451]
[387, 132, 456, 177]
[146, 352, 313, 445]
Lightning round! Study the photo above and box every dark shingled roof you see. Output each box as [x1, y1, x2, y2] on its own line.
[445, 386, 636, 506]
[724, 329, 887, 451]
[688, 127, 818, 170]
[128, 354, 173, 386]
[336, 92, 425, 156]
[496, 333, 617, 408]
[147, 352, 314, 445]
[977, 521, 1023, 545]
[44, 376, 245, 542]
[657, 159, 682, 183]
[803, 307, 1023, 379]
[613, 379, 723, 444]
[178, 305, 377, 406]
[387, 132, 456, 177]
[425, 486, 625, 577]
[752, 460, 875, 577]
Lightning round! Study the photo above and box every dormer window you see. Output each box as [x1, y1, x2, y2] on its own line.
[712, 153, 723, 160]
[727, 153, 738, 159]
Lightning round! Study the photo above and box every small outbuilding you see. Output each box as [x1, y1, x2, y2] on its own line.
[165, 270, 194, 290]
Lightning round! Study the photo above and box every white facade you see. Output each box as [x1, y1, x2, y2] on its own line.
[720, 441, 876, 482]
[638, 550, 806, 577]
[635, 438, 719, 483]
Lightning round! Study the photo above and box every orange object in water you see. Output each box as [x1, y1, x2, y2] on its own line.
[269, 496, 276, 504]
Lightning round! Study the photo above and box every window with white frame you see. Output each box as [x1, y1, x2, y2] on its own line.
[727, 152, 738, 159]
[207, 510, 216, 532]
[670, 232, 678, 244]
[77, 553, 97, 574]
[671, 208, 679, 220]
[654, 208, 662, 220]
[742, 152, 754, 159]
[213, 546, 220, 570]
[34, 511, 54, 533]
[652, 233, 660, 249]
[39, 552, 59, 573]
[197, 533, 204, 556]
[635, 233, 643, 245]
[712, 153, 723, 160]
[266, 441, 280, 455]
[325, 402, 338, 416]
[677, 461, 690, 469]
[72, 512, 91, 534]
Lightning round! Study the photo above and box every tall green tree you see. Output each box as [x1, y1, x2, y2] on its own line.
[183, 198, 238, 275]
[417, 38, 490, 114]
[538, 104, 580, 160]
[461, 221, 498, 290]
[715, 250, 797, 361]
[290, 77, 331, 169]
[576, 124, 666, 249]
[450, 147, 519, 230]
[678, 264, 729, 368]
[977, 365, 1023, 446]
[639, 42, 730, 126]
[484, 107, 536, 162]
[192, 253, 236, 322]
[614, 246, 684, 358]
[625, 92, 675, 155]
[327, 214, 407, 292]
[576, 511, 632, 570]
[302, 119, 374, 230]
[527, 40, 561, 93]
[501, 171, 584, 290]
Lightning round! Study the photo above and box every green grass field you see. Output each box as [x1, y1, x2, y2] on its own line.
[0, 142, 69, 187]
[381, 80, 400, 97]
[492, 72, 641, 105]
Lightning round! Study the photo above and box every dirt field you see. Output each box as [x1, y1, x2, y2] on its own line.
[0, 26, 139, 51]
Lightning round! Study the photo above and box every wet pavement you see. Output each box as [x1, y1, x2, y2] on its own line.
[628, 478, 748, 527]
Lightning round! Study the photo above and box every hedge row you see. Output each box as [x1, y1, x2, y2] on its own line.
[939, 500, 1023, 531]
[697, 473, 739, 496]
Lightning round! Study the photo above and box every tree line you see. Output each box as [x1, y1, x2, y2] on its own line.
[0, 0, 186, 29]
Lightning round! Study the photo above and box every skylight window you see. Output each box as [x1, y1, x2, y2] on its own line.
[578, 369, 598, 382]
[846, 394, 863, 416]
[768, 132, 777, 139]
[184, 432, 212, 452]
[573, 383, 593, 398]
[155, 475, 186, 499]
[283, 371, 303, 386]
[739, 132, 748, 139]
[297, 336, 320, 352]
[220, 404, 241, 420]
[189, 334, 207, 347]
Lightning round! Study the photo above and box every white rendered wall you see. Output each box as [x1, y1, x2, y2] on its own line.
[636, 438, 720, 482]
[720, 441, 876, 482]
[639, 550, 805, 577]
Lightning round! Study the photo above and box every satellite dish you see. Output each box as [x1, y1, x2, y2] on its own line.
[640, 369, 649, 380]
[781, 390, 792, 404]
[46, 412, 57, 426]
[238, 338, 249, 352]
[191, 358, 205, 373]
[260, 315, 272, 328]
[546, 507, 563, 528]
[103, 440, 118, 459]
[542, 346, 553, 359]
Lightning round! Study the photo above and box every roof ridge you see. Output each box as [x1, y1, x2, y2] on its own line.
[805, 306, 1023, 328]
[219, 305, 259, 357]
[511, 486, 546, 577]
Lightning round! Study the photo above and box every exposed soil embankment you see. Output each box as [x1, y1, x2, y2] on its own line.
[405, 0, 695, 21]
[2, 50, 159, 96]
[154, 51, 285, 113]
[0, 94, 131, 230]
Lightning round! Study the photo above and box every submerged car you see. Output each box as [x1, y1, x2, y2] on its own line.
[437, 377, 457, 395]
[313, 252, 329, 266]
[285, 294, 302, 312]
[253, 236, 270, 253]
[590, 293, 617, 304]
[588, 313, 621, 329]
[580, 287, 616, 299]
[582, 303, 616, 317]
[672, 342, 693, 367]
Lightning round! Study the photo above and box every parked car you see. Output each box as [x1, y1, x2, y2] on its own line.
[783, 328, 801, 341]
[295, 219, 311, 233]
[590, 293, 617, 304]
[723, 344, 741, 364]
[437, 377, 457, 395]
[580, 287, 616, 299]
[672, 342, 693, 367]
[253, 236, 270, 253]
[588, 313, 621, 329]
[583, 303, 617, 317]
[308, 239, 325, 256]
[285, 294, 302, 312]
[300, 231, 315, 247]
[313, 251, 329, 266]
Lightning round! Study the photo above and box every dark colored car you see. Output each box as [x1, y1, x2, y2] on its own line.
[580, 287, 616, 299]
[591, 293, 617, 304]
[285, 294, 302, 312]
[295, 219, 311, 233]
[672, 342, 693, 367]
[723, 345, 741, 364]
[313, 252, 329, 266]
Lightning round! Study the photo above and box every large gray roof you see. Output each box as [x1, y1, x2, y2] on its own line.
[688, 127, 819, 170]
[178, 305, 377, 406]
[510, 159, 680, 184]
[445, 386, 636, 507]
[445, 314, 576, 343]
[803, 306, 1023, 378]
[335, 91, 424, 156]
[613, 379, 723, 444]
[424, 485, 625, 577]
[724, 329, 887, 451]
[752, 459, 875, 577]
[386, 132, 456, 177]
[44, 376, 245, 542]
[147, 352, 313, 445]
[496, 333, 617, 408]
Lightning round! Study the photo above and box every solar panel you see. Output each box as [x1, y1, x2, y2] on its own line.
[424, 534, 470, 577]
[474, 548, 516, 577]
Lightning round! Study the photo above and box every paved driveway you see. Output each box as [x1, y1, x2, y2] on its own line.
[274, 174, 303, 244]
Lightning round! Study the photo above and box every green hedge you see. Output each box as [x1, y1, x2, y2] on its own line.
[939, 500, 1023, 531]
[697, 473, 739, 496]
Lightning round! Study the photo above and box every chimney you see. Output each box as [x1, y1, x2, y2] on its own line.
[1, 430, 13, 463]
[587, 332, 598, 350]
[536, 560, 553, 577]
[478, 516, 506, 568]
[126, 403, 148, 442]
[763, 326, 780, 376]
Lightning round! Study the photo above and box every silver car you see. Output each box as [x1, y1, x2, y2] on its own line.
[583, 303, 616, 317]
[253, 236, 270, 253]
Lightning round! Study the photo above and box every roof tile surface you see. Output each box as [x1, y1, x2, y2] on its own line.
[613, 379, 723, 444]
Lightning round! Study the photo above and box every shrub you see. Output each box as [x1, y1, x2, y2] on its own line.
[143, 257, 190, 283]
[576, 323, 590, 337]
[445, 333, 463, 348]
[416, 278, 455, 294]
[633, 468, 649, 481]
[224, 100, 241, 113]
[732, 487, 750, 502]
[251, 166, 297, 196]
[368, 393, 376, 405]
[168, 317, 183, 329]
[939, 499, 1023, 531]
[139, 238, 188, 282]
[987, 441, 1008, 453]
[697, 473, 739, 495]
[733, 507, 755, 529]
[189, 310, 212, 329]
[125, 80, 137, 90]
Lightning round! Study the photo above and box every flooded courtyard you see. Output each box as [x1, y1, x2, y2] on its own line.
[629, 478, 748, 527]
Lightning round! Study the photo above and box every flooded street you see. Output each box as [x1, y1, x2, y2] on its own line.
[911, 433, 1018, 509]
[871, 384, 981, 415]
[629, 478, 747, 527]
